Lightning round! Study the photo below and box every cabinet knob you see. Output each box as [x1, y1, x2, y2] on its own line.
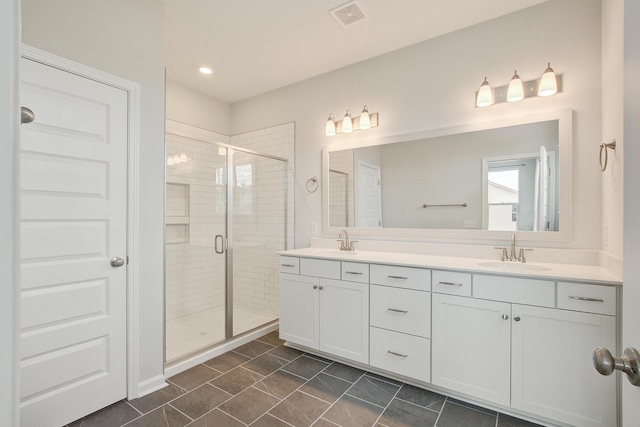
[593, 346, 640, 386]
[514, 316, 521, 322]
[313, 285, 318, 289]
[319, 286, 324, 290]
[501, 314, 509, 320]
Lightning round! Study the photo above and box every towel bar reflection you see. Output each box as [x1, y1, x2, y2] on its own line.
[422, 203, 468, 208]
[599, 140, 616, 171]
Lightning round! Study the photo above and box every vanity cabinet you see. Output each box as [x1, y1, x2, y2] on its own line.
[279, 258, 369, 364]
[280, 255, 619, 427]
[432, 276, 617, 427]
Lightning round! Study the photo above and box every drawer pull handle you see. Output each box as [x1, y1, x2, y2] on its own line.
[387, 308, 409, 314]
[388, 275, 409, 280]
[345, 271, 363, 275]
[438, 281, 463, 287]
[388, 350, 408, 358]
[569, 296, 604, 303]
[281, 264, 296, 267]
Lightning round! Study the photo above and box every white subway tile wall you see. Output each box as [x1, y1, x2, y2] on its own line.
[165, 120, 294, 332]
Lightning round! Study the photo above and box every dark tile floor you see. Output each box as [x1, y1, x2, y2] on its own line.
[67, 331, 543, 427]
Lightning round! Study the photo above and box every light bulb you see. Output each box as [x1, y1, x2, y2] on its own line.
[359, 105, 371, 129]
[342, 110, 353, 133]
[507, 70, 524, 102]
[476, 77, 493, 107]
[538, 62, 557, 96]
[173, 154, 181, 164]
[325, 113, 336, 136]
[179, 153, 188, 162]
[167, 156, 174, 166]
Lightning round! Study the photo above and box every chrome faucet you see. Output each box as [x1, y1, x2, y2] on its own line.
[494, 234, 532, 262]
[337, 229, 357, 251]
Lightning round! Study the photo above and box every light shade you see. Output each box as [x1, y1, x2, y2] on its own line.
[507, 70, 524, 102]
[538, 62, 557, 96]
[342, 110, 353, 133]
[359, 105, 371, 129]
[325, 113, 336, 136]
[476, 77, 493, 107]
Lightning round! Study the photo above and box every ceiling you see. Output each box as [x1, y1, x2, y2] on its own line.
[164, 0, 548, 104]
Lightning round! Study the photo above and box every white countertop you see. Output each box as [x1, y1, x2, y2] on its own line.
[279, 247, 622, 285]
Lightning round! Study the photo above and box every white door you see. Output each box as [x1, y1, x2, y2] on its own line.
[19, 57, 128, 427]
[279, 273, 319, 349]
[355, 161, 382, 227]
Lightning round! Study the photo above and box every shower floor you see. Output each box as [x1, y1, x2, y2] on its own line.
[165, 306, 278, 362]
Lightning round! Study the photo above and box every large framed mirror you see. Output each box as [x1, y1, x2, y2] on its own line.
[322, 109, 572, 243]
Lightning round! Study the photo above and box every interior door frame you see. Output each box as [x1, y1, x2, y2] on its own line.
[20, 44, 142, 399]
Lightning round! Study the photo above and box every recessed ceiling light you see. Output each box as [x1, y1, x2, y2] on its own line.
[199, 67, 213, 75]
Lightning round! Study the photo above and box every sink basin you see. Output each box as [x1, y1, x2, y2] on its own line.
[477, 261, 551, 272]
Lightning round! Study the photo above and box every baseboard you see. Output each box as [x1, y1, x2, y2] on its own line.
[135, 374, 168, 399]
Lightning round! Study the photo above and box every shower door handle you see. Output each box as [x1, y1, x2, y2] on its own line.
[215, 235, 225, 254]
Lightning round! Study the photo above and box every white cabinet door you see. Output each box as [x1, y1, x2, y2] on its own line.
[279, 273, 319, 349]
[319, 279, 369, 364]
[511, 305, 617, 427]
[432, 294, 511, 406]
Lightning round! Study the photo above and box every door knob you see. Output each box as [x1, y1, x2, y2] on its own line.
[593, 346, 640, 386]
[110, 257, 125, 268]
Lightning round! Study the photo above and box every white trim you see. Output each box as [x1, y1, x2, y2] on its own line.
[322, 108, 572, 245]
[164, 322, 278, 378]
[1, 1, 21, 425]
[135, 375, 168, 399]
[20, 45, 144, 398]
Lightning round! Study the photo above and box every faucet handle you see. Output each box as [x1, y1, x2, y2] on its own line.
[336, 239, 345, 250]
[518, 248, 533, 263]
[348, 240, 358, 251]
[494, 247, 508, 262]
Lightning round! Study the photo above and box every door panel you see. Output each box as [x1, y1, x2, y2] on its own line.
[20, 57, 128, 427]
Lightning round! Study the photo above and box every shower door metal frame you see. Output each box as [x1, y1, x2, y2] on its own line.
[166, 129, 289, 344]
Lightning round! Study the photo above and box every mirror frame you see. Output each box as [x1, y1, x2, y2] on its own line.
[322, 108, 572, 243]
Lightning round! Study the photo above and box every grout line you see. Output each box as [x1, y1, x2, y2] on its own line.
[312, 370, 368, 423]
[372, 384, 402, 425]
[433, 396, 448, 426]
[123, 399, 144, 416]
[167, 403, 194, 422]
[392, 395, 442, 414]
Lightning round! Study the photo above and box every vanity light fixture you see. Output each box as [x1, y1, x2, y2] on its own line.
[476, 63, 561, 107]
[359, 105, 371, 129]
[324, 105, 379, 136]
[325, 113, 337, 136]
[342, 110, 353, 133]
[476, 77, 493, 107]
[507, 70, 524, 102]
[538, 62, 558, 96]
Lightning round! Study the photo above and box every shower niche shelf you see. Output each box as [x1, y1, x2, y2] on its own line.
[166, 182, 190, 244]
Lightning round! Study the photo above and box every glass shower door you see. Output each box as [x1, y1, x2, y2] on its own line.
[229, 149, 287, 336]
[165, 134, 228, 362]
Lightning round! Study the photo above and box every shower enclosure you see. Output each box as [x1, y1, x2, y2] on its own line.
[164, 127, 289, 363]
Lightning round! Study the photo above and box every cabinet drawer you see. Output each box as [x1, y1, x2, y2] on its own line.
[279, 256, 299, 274]
[557, 282, 616, 315]
[370, 264, 431, 291]
[370, 285, 430, 338]
[300, 258, 341, 279]
[370, 327, 430, 383]
[432, 270, 472, 296]
[342, 262, 369, 283]
[473, 274, 554, 307]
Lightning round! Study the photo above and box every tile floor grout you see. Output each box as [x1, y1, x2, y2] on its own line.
[68, 331, 545, 427]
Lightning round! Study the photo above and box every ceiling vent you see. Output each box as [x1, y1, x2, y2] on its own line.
[330, 1, 367, 28]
